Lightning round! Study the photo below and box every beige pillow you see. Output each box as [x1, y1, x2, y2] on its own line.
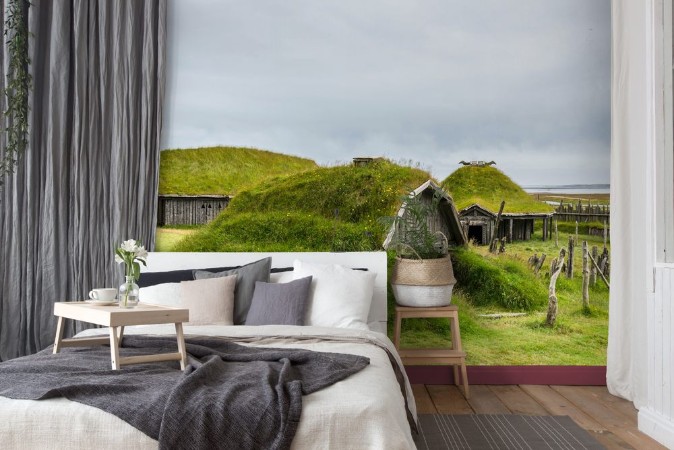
[179, 275, 237, 325]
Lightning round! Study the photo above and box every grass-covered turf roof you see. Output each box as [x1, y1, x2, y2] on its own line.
[175, 159, 433, 252]
[159, 146, 317, 196]
[442, 166, 553, 214]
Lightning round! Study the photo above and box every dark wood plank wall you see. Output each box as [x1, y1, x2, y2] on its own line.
[459, 208, 493, 245]
[460, 218, 492, 245]
[462, 215, 540, 244]
[398, 188, 470, 247]
[157, 196, 230, 226]
[417, 192, 454, 245]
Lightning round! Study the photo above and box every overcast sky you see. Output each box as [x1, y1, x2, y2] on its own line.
[162, 0, 611, 186]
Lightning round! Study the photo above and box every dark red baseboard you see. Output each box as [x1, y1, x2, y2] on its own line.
[405, 365, 607, 386]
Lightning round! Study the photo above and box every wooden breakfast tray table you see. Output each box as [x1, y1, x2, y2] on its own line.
[53, 302, 189, 370]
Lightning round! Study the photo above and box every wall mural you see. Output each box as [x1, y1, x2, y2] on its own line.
[158, 0, 611, 366]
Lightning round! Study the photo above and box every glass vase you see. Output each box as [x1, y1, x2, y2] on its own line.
[118, 276, 139, 308]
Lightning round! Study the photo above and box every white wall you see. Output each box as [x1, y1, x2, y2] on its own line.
[641, 265, 674, 448]
[611, 1, 674, 448]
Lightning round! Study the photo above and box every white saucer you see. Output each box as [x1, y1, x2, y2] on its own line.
[84, 300, 118, 306]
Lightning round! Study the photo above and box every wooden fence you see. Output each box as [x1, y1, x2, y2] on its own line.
[554, 201, 610, 223]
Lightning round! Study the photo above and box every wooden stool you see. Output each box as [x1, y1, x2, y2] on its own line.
[394, 305, 469, 398]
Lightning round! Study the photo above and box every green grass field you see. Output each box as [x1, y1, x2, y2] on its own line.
[155, 153, 608, 366]
[395, 229, 609, 365]
[157, 225, 609, 366]
[155, 227, 199, 252]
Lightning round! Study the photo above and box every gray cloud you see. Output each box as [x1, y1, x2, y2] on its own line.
[162, 0, 610, 185]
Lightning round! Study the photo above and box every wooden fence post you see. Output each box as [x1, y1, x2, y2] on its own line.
[590, 245, 598, 285]
[534, 253, 547, 276]
[546, 217, 549, 240]
[566, 235, 574, 279]
[600, 247, 610, 279]
[599, 247, 607, 275]
[490, 200, 505, 253]
[603, 219, 608, 250]
[589, 251, 611, 289]
[554, 219, 559, 248]
[575, 220, 579, 244]
[582, 241, 590, 310]
[547, 248, 566, 326]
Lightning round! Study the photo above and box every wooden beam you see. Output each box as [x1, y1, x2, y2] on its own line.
[588, 252, 610, 289]
[489, 201, 505, 253]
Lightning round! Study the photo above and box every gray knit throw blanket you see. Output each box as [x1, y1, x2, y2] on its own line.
[0, 335, 370, 450]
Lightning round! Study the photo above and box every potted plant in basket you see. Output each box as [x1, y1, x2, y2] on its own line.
[384, 188, 457, 307]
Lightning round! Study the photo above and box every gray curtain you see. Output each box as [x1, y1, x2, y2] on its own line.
[0, 0, 167, 360]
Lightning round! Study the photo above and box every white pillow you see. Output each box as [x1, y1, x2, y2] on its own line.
[293, 260, 376, 330]
[270, 271, 295, 284]
[139, 282, 181, 307]
[180, 275, 237, 326]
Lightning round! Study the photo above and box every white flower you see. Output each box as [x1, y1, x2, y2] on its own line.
[120, 239, 138, 253]
[135, 246, 148, 259]
[116, 238, 147, 281]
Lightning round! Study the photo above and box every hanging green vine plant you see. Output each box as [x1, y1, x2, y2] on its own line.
[0, 0, 31, 189]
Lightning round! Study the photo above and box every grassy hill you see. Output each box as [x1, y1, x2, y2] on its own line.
[159, 146, 317, 195]
[442, 166, 553, 213]
[161, 158, 608, 365]
[175, 159, 431, 252]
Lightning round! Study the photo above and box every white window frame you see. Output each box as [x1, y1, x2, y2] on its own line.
[655, 0, 674, 263]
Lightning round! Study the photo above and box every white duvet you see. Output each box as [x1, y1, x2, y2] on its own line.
[0, 325, 417, 450]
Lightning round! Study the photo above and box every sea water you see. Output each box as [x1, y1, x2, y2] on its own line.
[522, 184, 610, 195]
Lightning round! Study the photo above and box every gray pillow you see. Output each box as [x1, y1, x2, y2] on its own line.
[245, 276, 313, 326]
[194, 257, 272, 324]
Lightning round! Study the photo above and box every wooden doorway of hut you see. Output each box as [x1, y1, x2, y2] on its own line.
[467, 225, 485, 245]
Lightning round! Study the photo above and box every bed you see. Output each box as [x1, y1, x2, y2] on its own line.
[0, 252, 417, 449]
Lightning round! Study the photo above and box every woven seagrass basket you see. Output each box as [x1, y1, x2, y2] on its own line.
[391, 256, 457, 307]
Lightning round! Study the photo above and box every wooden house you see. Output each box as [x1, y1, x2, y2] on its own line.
[459, 204, 554, 245]
[157, 194, 230, 226]
[459, 204, 496, 244]
[352, 157, 374, 167]
[442, 165, 555, 245]
[383, 180, 467, 249]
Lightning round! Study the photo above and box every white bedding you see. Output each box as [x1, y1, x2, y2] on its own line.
[0, 325, 417, 450]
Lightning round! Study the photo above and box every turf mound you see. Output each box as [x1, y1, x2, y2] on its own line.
[159, 146, 317, 195]
[442, 166, 553, 213]
[175, 159, 432, 252]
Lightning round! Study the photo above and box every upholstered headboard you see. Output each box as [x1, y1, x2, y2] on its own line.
[145, 252, 389, 334]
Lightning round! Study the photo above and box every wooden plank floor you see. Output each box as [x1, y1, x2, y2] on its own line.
[414, 384, 667, 450]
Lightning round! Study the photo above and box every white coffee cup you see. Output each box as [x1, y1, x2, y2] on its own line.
[88, 288, 117, 301]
